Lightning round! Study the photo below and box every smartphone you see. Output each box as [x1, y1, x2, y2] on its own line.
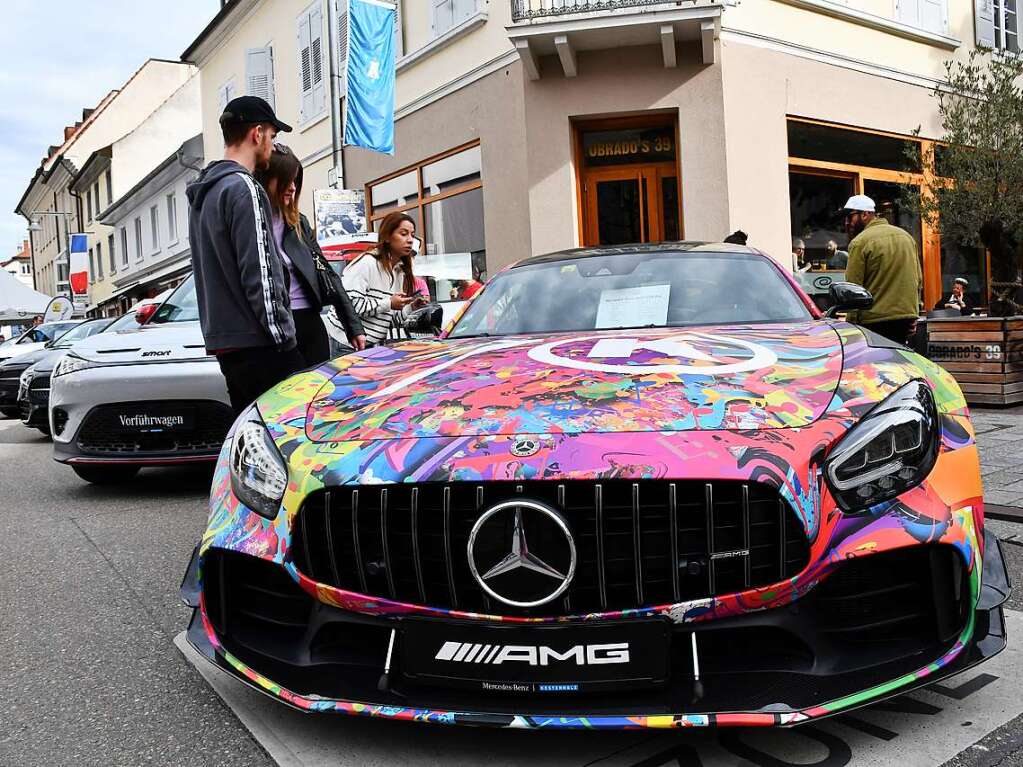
[411, 237, 423, 256]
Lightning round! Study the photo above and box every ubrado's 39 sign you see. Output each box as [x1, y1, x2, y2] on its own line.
[582, 127, 676, 167]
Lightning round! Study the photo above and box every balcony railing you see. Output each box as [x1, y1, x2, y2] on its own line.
[511, 0, 693, 22]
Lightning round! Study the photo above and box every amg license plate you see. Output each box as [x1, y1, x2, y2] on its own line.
[400, 619, 671, 694]
[116, 406, 195, 433]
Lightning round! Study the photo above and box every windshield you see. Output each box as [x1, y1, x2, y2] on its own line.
[51, 319, 113, 348]
[106, 310, 140, 332]
[150, 277, 199, 325]
[26, 321, 79, 344]
[449, 251, 812, 338]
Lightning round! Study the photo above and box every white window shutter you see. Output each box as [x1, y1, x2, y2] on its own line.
[920, 0, 948, 33]
[297, 11, 314, 123]
[976, 0, 996, 46]
[310, 5, 326, 116]
[432, 0, 453, 37]
[454, 0, 476, 25]
[246, 46, 276, 109]
[895, 0, 922, 27]
[335, 0, 349, 97]
[394, 1, 404, 58]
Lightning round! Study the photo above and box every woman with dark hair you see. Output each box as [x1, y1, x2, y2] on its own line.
[255, 144, 366, 365]
[338, 212, 426, 346]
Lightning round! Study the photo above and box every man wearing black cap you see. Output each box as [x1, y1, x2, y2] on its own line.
[187, 96, 303, 414]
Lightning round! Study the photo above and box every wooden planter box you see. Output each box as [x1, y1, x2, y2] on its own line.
[925, 316, 1023, 406]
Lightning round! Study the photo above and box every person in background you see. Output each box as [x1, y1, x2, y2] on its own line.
[339, 212, 426, 347]
[934, 277, 974, 316]
[255, 143, 366, 364]
[843, 194, 922, 345]
[187, 95, 299, 414]
[826, 240, 849, 270]
[32, 316, 42, 327]
[723, 230, 748, 246]
[792, 238, 809, 272]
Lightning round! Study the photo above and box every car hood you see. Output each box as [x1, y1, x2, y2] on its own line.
[0, 345, 50, 369]
[25, 347, 70, 375]
[303, 322, 845, 443]
[68, 321, 210, 365]
[0, 342, 46, 362]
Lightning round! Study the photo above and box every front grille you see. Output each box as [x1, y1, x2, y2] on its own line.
[292, 481, 810, 617]
[28, 374, 50, 404]
[76, 400, 233, 456]
[0, 363, 29, 382]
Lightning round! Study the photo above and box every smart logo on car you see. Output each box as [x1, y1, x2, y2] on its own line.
[527, 333, 778, 375]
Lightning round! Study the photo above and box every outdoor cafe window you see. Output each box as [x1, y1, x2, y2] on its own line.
[367, 142, 486, 303]
[787, 118, 974, 312]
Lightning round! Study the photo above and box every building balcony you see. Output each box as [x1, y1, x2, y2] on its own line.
[508, 0, 730, 78]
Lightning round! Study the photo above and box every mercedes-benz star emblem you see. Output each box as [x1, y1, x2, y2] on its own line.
[467, 499, 576, 608]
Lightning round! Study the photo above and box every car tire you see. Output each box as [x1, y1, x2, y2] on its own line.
[0, 407, 19, 419]
[71, 464, 141, 485]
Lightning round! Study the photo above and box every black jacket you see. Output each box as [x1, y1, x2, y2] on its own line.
[186, 160, 296, 352]
[281, 214, 364, 340]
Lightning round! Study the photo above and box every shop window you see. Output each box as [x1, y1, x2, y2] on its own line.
[940, 241, 987, 309]
[789, 171, 853, 270]
[367, 142, 486, 296]
[788, 120, 920, 173]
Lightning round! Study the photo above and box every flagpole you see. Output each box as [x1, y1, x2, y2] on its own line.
[327, 0, 346, 188]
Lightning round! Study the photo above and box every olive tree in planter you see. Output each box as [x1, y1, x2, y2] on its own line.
[907, 50, 1023, 404]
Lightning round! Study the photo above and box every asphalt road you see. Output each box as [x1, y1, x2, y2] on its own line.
[1, 416, 1021, 766]
[0, 420, 273, 767]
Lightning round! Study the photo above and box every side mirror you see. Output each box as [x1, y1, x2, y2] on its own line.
[404, 303, 443, 336]
[136, 303, 158, 325]
[824, 282, 873, 318]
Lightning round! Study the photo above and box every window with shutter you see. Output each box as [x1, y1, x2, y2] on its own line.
[431, 0, 477, 38]
[298, 3, 327, 124]
[897, 0, 948, 34]
[335, 0, 349, 97]
[395, 1, 404, 58]
[96, 242, 103, 279]
[245, 46, 276, 109]
[108, 234, 116, 273]
[432, 0, 454, 37]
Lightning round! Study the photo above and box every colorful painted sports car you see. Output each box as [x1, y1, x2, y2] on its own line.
[182, 243, 1010, 729]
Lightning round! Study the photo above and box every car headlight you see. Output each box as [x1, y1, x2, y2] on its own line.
[825, 380, 940, 512]
[19, 369, 32, 387]
[53, 353, 94, 378]
[229, 405, 289, 520]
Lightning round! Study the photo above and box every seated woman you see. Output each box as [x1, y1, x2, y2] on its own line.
[933, 277, 974, 316]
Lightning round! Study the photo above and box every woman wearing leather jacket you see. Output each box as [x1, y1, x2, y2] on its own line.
[255, 144, 366, 364]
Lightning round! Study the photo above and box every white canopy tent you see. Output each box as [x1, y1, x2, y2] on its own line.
[0, 268, 49, 323]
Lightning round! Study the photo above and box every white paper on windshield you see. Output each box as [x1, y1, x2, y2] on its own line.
[595, 284, 670, 329]
[416, 251, 473, 281]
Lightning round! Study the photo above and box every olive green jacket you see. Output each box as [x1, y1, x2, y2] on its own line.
[844, 218, 922, 324]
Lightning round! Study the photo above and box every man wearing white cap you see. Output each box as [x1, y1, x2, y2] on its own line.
[842, 194, 922, 345]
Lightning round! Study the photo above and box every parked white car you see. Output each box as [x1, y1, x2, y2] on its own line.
[0, 320, 81, 362]
[50, 278, 231, 484]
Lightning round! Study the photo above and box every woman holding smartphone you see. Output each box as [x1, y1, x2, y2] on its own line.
[338, 212, 427, 347]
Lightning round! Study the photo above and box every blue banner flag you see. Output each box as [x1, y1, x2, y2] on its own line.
[344, 0, 396, 155]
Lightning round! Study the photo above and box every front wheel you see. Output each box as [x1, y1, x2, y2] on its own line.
[71, 464, 140, 485]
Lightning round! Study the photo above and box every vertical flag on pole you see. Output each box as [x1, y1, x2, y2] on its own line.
[344, 0, 396, 155]
[69, 234, 89, 297]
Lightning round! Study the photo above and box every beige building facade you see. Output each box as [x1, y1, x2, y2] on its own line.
[184, 0, 997, 311]
[16, 60, 195, 307]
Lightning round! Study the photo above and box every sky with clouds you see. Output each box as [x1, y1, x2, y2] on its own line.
[0, 0, 220, 260]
